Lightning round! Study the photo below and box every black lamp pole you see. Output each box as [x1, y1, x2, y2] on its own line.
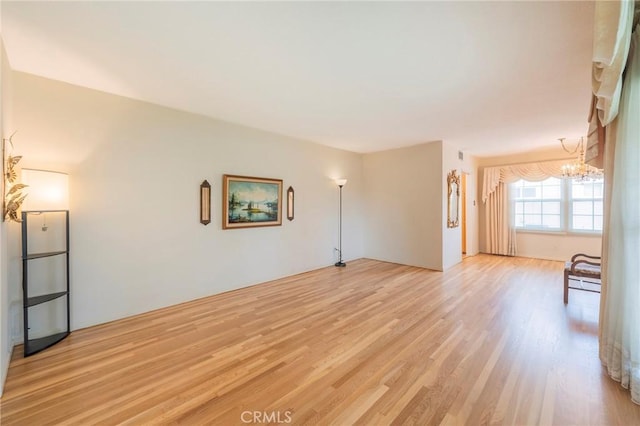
[335, 181, 346, 267]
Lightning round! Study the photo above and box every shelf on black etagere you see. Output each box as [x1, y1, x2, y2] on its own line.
[27, 291, 68, 307]
[21, 210, 71, 357]
[25, 251, 67, 260]
[25, 331, 70, 355]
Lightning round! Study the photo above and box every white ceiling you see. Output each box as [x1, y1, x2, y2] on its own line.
[1, 1, 595, 156]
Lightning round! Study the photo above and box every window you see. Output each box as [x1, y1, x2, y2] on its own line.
[512, 178, 562, 230]
[511, 177, 603, 233]
[570, 179, 604, 232]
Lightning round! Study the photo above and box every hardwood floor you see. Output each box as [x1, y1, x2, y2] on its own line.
[1, 255, 639, 425]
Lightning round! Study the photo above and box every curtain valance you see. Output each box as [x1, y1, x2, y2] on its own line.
[481, 160, 567, 203]
[586, 0, 636, 167]
[591, 1, 635, 127]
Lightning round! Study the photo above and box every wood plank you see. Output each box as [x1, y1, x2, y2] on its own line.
[1, 255, 639, 425]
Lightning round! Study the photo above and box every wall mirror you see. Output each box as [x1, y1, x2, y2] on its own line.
[447, 170, 460, 228]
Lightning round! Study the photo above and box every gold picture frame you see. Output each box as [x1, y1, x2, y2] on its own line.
[222, 175, 282, 229]
[447, 169, 460, 228]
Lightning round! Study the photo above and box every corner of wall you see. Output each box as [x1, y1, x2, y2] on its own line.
[362, 141, 444, 270]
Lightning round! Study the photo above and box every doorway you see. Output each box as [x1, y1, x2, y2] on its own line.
[461, 173, 467, 255]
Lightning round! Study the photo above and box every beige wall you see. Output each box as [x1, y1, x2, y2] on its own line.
[0, 38, 12, 396]
[11, 72, 365, 333]
[362, 141, 478, 271]
[442, 141, 480, 269]
[477, 147, 602, 261]
[362, 142, 443, 270]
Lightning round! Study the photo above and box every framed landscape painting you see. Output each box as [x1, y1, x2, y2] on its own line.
[222, 175, 283, 229]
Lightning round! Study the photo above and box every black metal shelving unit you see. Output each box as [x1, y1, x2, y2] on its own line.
[21, 210, 70, 357]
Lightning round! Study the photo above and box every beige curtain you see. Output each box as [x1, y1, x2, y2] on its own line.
[481, 160, 566, 257]
[599, 119, 617, 342]
[586, 0, 635, 166]
[481, 160, 567, 203]
[485, 182, 516, 256]
[599, 23, 640, 405]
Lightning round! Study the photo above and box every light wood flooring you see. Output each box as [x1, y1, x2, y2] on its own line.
[1, 255, 639, 425]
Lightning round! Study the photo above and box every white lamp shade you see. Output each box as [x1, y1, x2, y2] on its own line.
[335, 178, 347, 187]
[21, 169, 69, 211]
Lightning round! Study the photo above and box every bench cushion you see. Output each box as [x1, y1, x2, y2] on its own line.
[564, 261, 601, 278]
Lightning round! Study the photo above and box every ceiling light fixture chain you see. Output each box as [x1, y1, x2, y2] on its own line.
[559, 137, 581, 155]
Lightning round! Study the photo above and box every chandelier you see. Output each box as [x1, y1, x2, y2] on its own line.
[559, 137, 603, 181]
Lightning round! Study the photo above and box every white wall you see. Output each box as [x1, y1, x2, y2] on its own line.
[362, 142, 443, 270]
[11, 72, 365, 331]
[477, 147, 602, 261]
[0, 37, 11, 397]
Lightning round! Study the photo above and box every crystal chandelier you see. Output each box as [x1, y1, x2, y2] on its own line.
[559, 137, 603, 181]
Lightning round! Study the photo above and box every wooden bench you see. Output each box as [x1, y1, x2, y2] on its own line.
[564, 253, 601, 303]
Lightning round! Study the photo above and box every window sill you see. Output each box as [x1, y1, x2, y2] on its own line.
[515, 229, 602, 237]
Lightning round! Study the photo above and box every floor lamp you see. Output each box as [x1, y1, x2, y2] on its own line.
[335, 178, 347, 267]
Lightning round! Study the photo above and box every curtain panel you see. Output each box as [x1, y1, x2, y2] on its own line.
[484, 182, 516, 256]
[600, 23, 640, 405]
